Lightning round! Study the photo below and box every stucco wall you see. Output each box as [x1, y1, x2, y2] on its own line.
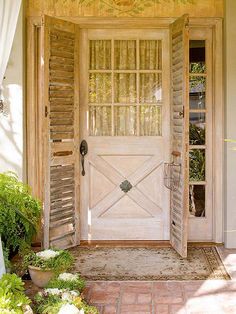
[26, 0, 223, 17]
[0, 6, 24, 180]
[224, 0, 236, 248]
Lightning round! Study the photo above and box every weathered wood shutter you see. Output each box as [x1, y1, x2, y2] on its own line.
[42, 16, 80, 249]
[170, 15, 189, 258]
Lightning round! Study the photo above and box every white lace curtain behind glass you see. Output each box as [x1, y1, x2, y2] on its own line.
[89, 39, 162, 136]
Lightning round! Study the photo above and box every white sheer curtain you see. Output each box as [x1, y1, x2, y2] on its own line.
[89, 39, 162, 136]
[0, 0, 21, 277]
[0, 0, 21, 91]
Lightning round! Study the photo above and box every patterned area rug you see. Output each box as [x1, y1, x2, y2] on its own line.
[71, 247, 230, 281]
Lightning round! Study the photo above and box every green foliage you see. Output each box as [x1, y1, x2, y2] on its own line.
[189, 149, 205, 181]
[47, 275, 85, 292]
[189, 123, 205, 181]
[189, 123, 205, 145]
[35, 291, 99, 314]
[23, 250, 74, 274]
[190, 62, 206, 74]
[0, 172, 41, 260]
[0, 274, 31, 314]
[34, 294, 63, 314]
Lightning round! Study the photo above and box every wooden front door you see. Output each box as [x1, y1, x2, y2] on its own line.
[79, 29, 170, 241]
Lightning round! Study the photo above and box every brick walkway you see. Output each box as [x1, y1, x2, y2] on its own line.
[82, 247, 236, 314]
[83, 279, 236, 314]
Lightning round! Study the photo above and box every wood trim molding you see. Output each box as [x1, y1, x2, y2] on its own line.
[26, 17, 44, 200]
[52, 17, 223, 29]
[213, 18, 224, 243]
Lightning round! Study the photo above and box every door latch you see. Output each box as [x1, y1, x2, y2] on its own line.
[80, 140, 88, 176]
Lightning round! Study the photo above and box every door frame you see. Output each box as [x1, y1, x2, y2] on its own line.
[26, 17, 223, 244]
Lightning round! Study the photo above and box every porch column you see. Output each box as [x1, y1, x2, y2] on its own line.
[224, 0, 236, 248]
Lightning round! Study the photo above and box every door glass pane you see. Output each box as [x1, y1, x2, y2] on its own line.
[189, 113, 206, 145]
[140, 105, 161, 136]
[114, 106, 136, 136]
[89, 40, 111, 70]
[140, 40, 162, 70]
[190, 40, 206, 73]
[89, 73, 112, 103]
[114, 40, 136, 70]
[189, 76, 206, 109]
[89, 106, 111, 136]
[189, 149, 205, 181]
[114, 73, 136, 103]
[189, 185, 205, 217]
[139, 73, 162, 103]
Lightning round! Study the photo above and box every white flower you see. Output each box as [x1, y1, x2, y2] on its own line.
[23, 305, 33, 314]
[44, 288, 61, 295]
[58, 273, 78, 281]
[36, 249, 60, 260]
[70, 290, 79, 297]
[61, 291, 73, 302]
[58, 303, 81, 314]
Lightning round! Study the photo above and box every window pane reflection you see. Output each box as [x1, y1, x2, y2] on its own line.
[189, 149, 205, 181]
[189, 113, 205, 145]
[140, 73, 162, 103]
[189, 185, 205, 217]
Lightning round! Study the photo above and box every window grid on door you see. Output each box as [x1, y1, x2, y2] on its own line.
[189, 40, 207, 218]
[88, 39, 163, 136]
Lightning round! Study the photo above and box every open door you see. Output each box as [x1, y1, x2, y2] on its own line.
[41, 16, 80, 249]
[170, 14, 189, 257]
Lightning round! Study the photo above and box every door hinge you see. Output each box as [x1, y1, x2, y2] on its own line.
[45, 106, 48, 117]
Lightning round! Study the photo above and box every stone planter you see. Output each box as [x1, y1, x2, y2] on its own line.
[28, 265, 54, 288]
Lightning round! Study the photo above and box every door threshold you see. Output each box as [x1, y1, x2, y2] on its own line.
[80, 240, 171, 247]
[79, 240, 223, 248]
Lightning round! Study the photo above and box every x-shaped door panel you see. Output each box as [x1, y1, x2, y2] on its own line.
[89, 154, 163, 218]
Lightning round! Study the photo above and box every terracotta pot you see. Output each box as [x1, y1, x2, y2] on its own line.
[28, 265, 54, 288]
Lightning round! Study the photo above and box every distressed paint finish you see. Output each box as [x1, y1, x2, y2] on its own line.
[26, 0, 223, 18]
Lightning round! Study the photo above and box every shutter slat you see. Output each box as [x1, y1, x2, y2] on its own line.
[170, 14, 189, 258]
[43, 16, 79, 249]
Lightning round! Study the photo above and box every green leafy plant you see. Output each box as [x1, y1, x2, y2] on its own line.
[0, 273, 32, 314]
[189, 149, 205, 181]
[23, 249, 74, 274]
[35, 289, 99, 314]
[47, 273, 85, 292]
[0, 172, 41, 262]
[189, 123, 205, 145]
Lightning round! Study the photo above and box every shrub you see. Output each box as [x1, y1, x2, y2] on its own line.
[0, 172, 41, 261]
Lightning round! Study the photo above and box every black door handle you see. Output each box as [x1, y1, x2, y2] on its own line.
[80, 140, 88, 176]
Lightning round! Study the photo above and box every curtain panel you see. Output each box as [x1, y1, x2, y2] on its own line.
[0, 0, 21, 277]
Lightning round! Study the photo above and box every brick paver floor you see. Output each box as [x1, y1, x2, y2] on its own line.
[81, 247, 236, 314]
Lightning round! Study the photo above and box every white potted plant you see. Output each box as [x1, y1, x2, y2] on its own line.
[23, 249, 74, 288]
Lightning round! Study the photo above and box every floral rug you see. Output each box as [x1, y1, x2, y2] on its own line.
[71, 247, 230, 281]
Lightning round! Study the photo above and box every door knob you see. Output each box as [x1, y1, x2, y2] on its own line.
[80, 140, 88, 176]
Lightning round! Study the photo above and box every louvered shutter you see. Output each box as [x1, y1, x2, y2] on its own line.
[42, 16, 80, 249]
[170, 15, 189, 258]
